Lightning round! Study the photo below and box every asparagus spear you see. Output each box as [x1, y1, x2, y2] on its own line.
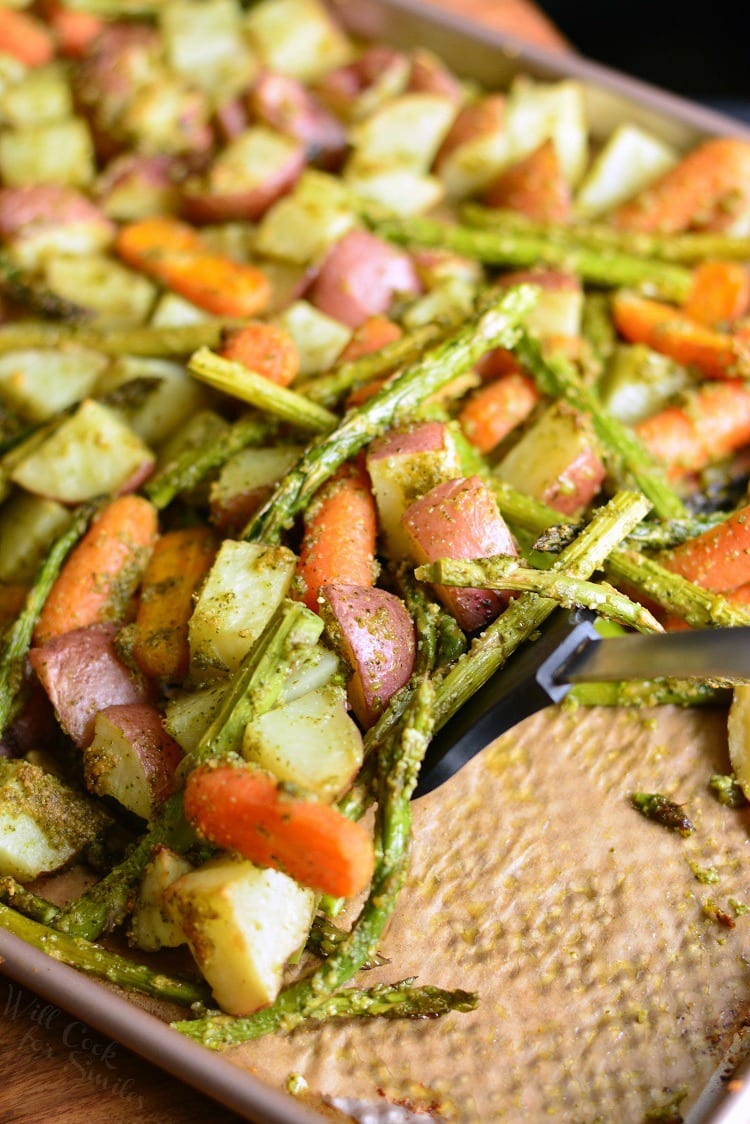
[514, 333, 688, 520]
[0, 253, 89, 322]
[0, 319, 245, 358]
[460, 203, 750, 265]
[173, 678, 437, 1047]
[370, 214, 694, 301]
[297, 322, 449, 409]
[307, 915, 389, 969]
[188, 347, 338, 433]
[244, 284, 538, 544]
[491, 478, 750, 631]
[144, 413, 272, 510]
[605, 548, 750, 630]
[285, 979, 477, 1024]
[431, 490, 652, 729]
[0, 502, 97, 737]
[567, 679, 727, 708]
[0, 903, 209, 1006]
[0, 877, 61, 925]
[415, 556, 662, 633]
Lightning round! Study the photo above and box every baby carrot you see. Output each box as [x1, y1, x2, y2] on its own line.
[612, 137, 750, 234]
[635, 379, 750, 477]
[45, 3, 104, 57]
[336, 315, 403, 364]
[33, 495, 158, 646]
[294, 461, 378, 612]
[458, 370, 540, 453]
[612, 290, 750, 379]
[682, 261, 750, 327]
[115, 217, 271, 318]
[132, 526, 217, 684]
[0, 584, 29, 625]
[658, 503, 750, 592]
[184, 763, 375, 898]
[218, 321, 299, 388]
[0, 7, 54, 67]
[345, 377, 387, 409]
[483, 138, 572, 223]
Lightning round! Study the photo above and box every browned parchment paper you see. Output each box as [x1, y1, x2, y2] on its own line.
[220, 704, 750, 1122]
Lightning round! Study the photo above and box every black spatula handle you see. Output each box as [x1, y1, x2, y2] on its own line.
[414, 609, 598, 798]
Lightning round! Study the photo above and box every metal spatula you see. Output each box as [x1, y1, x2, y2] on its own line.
[414, 610, 747, 797]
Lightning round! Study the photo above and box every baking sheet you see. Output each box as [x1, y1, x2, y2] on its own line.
[3, 2, 750, 1121]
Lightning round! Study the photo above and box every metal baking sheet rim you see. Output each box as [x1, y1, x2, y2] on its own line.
[3, 3, 750, 1122]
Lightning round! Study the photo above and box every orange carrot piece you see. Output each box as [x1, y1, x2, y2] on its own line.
[345, 377, 387, 409]
[294, 461, 377, 612]
[219, 321, 299, 388]
[184, 763, 375, 898]
[34, 495, 158, 646]
[337, 315, 403, 364]
[115, 217, 271, 318]
[132, 526, 216, 683]
[658, 504, 750, 592]
[612, 137, 750, 234]
[45, 3, 103, 57]
[612, 290, 750, 379]
[635, 379, 750, 477]
[727, 582, 750, 607]
[0, 8, 54, 67]
[483, 138, 571, 223]
[0, 584, 29, 625]
[682, 261, 750, 327]
[458, 370, 540, 454]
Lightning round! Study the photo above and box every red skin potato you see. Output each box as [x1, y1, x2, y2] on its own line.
[434, 94, 506, 169]
[89, 702, 183, 813]
[319, 582, 416, 728]
[402, 475, 517, 632]
[0, 185, 114, 245]
[314, 46, 409, 118]
[29, 624, 152, 749]
[250, 72, 348, 169]
[309, 229, 421, 329]
[367, 418, 448, 462]
[408, 49, 464, 102]
[180, 145, 306, 224]
[94, 153, 181, 215]
[482, 138, 572, 223]
[541, 443, 606, 516]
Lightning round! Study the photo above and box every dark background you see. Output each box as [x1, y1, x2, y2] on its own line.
[538, 1, 750, 118]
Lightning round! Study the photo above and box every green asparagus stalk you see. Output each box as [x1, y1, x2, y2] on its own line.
[623, 513, 727, 551]
[0, 903, 209, 1006]
[0, 253, 89, 321]
[605, 548, 750, 630]
[286, 979, 477, 1024]
[415, 555, 662, 633]
[244, 284, 538, 544]
[0, 502, 98, 736]
[370, 214, 693, 301]
[431, 490, 652, 729]
[173, 678, 437, 1048]
[297, 322, 449, 408]
[460, 203, 750, 265]
[188, 347, 338, 433]
[52, 791, 193, 940]
[566, 679, 727, 708]
[307, 916, 389, 969]
[0, 877, 61, 926]
[0, 319, 245, 358]
[144, 412, 272, 510]
[190, 599, 323, 766]
[514, 333, 688, 520]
